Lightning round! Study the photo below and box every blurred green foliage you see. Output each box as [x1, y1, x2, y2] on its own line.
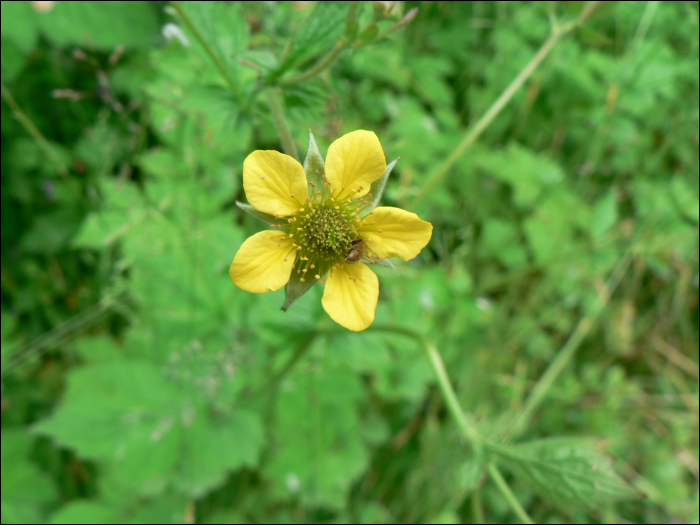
[1, 1, 698, 523]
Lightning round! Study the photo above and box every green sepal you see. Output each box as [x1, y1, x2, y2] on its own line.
[366, 157, 398, 213]
[371, 258, 396, 269]
[303, 130, 325, 186]
[281, 269, 318, 312]
[236, 201, 276, 225]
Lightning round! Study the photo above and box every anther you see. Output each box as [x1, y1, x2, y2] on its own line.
[315, 275, 320, 279]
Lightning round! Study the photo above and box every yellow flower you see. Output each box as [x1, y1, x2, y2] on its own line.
[230, 130, 432, 331]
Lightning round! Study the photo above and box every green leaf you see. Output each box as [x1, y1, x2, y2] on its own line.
[173, 410, 264, 497]
[303, 130, 325, 186]
[282, 2, 350, 71]
[48, 502, 120, 525]
[495, 437, 640, 512]
[264, 364, 368, 508]
[36, 1, 160, 49]
[354, 24, 379, 48]
[1, 430, 57, 525]
[177, 1, 249, 86]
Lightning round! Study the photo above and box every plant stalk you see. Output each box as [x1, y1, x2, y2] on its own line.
[267, 87, 299, 161]
[169, 1, 241, 99]
[1, 83, 69, 177]
[487, 463, 535, 524]
[411, 2, 608, 209]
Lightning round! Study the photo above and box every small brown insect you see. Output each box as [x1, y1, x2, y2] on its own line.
[345, 238, 366, 263]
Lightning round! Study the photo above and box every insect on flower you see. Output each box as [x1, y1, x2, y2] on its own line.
[345, 239, 366, 264]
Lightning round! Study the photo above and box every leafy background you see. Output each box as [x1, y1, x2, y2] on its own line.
[1, 1, 698, 523]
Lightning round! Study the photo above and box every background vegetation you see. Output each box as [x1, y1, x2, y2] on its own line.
[1, 1, 698, 523]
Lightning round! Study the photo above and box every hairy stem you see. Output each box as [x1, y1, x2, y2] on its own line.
[487, 463, 535, 524]
[267, 87, 299, 161]
[411, 2, 607, 209]
[1, 83, 69, 177]
[367, 325, 483, 453]
[505, 251, 633, 440]
[170, 1, 241, 99]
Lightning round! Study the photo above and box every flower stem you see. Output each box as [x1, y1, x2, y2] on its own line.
[487, 463, 534, 524]
[411, 2, 608, 209]
[368, 325, 483, 453]
[169, 1, 240, 99]
[280, 43, 344, 86]
[267, 87, 299, 161]
[1, 83, 69, 177]
[505, 251, 633, 440]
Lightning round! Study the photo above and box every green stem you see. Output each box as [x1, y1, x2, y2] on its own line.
[367, 325, 483, 453]
[267, 87, 299, 161]
[411, 2, 608, 209]
[280, 43, 344, 86]
[411, 22, 571, 208]
[505, 251, 633, 440]
[1, 83, 69, 177]
[169, 1, 240, 99]
[487, 463, 534, 524]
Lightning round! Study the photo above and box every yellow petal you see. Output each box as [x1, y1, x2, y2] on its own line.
[360, 207, 433, 261]
[243, 150, 308, 216]
[325, 130, 386, 201]
[322, 263, 378, 331]
[230, 231, 296, 293]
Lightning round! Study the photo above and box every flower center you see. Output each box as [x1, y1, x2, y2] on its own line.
[271, 177, 377, 282]
[299, 206, 355, 261]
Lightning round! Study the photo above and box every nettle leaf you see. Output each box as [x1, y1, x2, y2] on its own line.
[34, 361, 264, 499]
[495, 437, 640, 512]
[281, 1, 350, 72]
[264, 364, 368, 508]
[176, 1, 249, 83]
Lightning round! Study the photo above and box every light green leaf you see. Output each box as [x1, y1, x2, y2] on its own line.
[177, 1, 249, 85]
[1, 430, 57, 524]
[48, 502, 120, 525]
[173, 410, 264, 497]
[33, 361, 185, 478]
[282, 2, 350, 71]
[495, 437, 640, 512]
[264, 364, 368, 508]
[37, 1, 159, 49]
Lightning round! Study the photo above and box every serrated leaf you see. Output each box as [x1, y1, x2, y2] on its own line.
[264, 365, 368, 508]
[176, 1, 249, 88]
[173, 410, 264, 497]
[282, 2, 350, 71]
[303, 130, 325, 186]
[236, 201, 276, 225]
[495, 437, 640, 512]
[366, 157, 399, 213]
